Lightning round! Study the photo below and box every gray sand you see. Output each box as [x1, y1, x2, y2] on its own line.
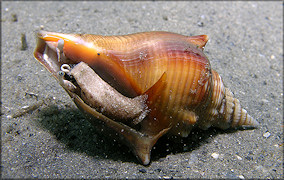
[1, 1, 283, 179]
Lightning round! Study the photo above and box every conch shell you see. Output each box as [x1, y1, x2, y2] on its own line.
[34, 31, 258, 165]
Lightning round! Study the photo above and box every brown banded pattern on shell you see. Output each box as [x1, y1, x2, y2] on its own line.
[108, 39, 214, 136]
[34, 31, 258, 165]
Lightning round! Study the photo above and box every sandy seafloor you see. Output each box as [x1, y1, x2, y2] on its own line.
[1, 1, 283, 179]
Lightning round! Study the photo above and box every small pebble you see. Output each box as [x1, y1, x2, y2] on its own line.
[245, 155, 253, 161]
[197, 21, 204, 27]
[21, 105, 30, 110]
[162, 176, 171, 179]
[238, 175, 245, 179]
[235, 155, 242, 160]
[162, 15, 168, 21]
[270, 55, 275, 59]
[139, 169, 146, 173]
[12, 14, 18, 22]
[263, 132, 271, 138]
[17, 75, 23, 82]
[21, 33, 28, 51]
[211, 152, 219, 159]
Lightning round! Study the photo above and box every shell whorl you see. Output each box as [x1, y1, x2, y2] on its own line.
[198, 70, 258, 130]
[221, 88, 258, 129]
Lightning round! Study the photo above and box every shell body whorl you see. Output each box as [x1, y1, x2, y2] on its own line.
[34, 31, 258, 165]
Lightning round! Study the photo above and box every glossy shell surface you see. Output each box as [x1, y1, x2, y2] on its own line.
[34, 31, 258, 165]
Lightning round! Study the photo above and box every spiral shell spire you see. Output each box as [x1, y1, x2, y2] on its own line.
[222, 88, 259, 129]
[198, 70, 258, 130]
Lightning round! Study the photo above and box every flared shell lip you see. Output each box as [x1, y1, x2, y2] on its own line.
[33, 31, 64, 79]
[34, 34, 53, 73]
